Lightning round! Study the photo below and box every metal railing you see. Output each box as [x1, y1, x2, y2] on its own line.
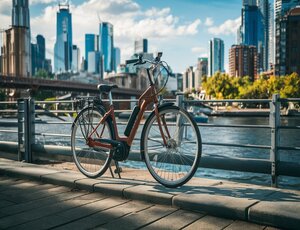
[0, 94, 299, 187]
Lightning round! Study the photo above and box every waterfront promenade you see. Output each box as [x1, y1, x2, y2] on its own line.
[0, 157, 299, 229]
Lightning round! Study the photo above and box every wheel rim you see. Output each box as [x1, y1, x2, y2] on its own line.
[71, 109, 112, 177]
[144, 108, 200, 186]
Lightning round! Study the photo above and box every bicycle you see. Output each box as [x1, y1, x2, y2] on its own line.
[71, 53, 202, 188]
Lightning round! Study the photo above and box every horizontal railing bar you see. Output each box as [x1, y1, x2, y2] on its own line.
[34, 133, 71, 138]
[198, 124, 270, 129]
[203, 141, 271, 149]
[184, 99, 271, 103]
[35, 110, 76, 113]
[0, 129, 18, 133]
[279, 126, 300, 130]
[0, 110, 18, 113]
[278, 146, 300, 151]
[0, 101, 18, 104]
[34, 121, 74, 124]
[280, 98, 300, 102]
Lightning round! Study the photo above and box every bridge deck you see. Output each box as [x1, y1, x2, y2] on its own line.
[0, 157, 299, 229]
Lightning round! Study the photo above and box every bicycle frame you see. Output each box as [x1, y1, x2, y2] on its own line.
[87, 83, 168, 149]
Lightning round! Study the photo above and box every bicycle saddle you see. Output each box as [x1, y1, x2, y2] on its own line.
[97, 84, 118, 93]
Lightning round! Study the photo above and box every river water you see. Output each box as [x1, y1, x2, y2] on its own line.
[1, 116, 299, 189]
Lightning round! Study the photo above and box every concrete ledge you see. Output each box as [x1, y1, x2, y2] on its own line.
[41, 172, 86, 188]
[173, 193, 256, 220]
[248, 190, 300, 230]
[123, 185, 179, 206]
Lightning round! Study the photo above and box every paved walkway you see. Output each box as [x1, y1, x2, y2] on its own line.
[0, 158, 299, 229]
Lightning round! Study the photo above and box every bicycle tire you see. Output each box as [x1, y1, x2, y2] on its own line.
[71, 106, 115, 178]
[141, 105, 202, 188]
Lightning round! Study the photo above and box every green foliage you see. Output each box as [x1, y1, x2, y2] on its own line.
[202, 73, 300, 99]
[34, 69, 54, 79]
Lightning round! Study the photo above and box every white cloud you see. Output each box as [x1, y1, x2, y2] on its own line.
[204, 17, 214, 26]
[208, 17, 241, 36]
[31, 0, 57, 5]
[191, 46, 207, 53]
[0, 0, 11, 15]
[28, 0, 202, 64]
[144, 7, 171, 17]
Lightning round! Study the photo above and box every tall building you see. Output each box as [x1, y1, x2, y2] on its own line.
[54, 3, 73, 73]
[31, 43, 37, 75]
[12, 0, 30, 28]
[88, 51, 101, 74]
[134, 38, 148, 54]
[1, 0, 31, 77]
[196, 57, 208, 78]
[72, 45, 80, 73]
[85, 34, 98, 69]
[229, 45, 257, 81]
[208, 38, 224, 77]
[239, 0, 273, 72]
[113, 47, 120, 72]
[285, 7, 300, 75]
[275, 0, 300, 75]
[36, 35, 45, 70]
[99, 22, 114, 73]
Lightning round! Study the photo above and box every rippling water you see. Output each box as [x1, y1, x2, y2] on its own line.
[1, 115, 299, 189]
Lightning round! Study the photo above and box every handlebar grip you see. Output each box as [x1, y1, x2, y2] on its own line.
[126, 59, 139, 65]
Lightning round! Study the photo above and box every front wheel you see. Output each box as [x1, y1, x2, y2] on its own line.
[71, 106, 114, 178]
[141, 105, 202, 188]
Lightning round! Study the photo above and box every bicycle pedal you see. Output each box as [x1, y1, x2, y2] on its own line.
[114, 167, 122, 174]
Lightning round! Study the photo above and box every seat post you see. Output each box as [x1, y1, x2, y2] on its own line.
[108, 91, 113, 105]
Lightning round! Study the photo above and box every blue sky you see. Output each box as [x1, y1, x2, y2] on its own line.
[1, 0, 245, 72]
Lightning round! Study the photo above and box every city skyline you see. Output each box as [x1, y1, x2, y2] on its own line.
[0, 0, 246, 73]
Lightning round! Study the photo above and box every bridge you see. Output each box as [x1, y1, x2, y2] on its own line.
[0, 75, 143, 97]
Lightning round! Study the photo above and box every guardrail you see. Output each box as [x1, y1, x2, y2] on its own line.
[0, 94, 299, 188]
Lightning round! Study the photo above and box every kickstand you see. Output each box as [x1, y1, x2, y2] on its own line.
[108, 164, 115, 178]
[114, 160, 122, 179]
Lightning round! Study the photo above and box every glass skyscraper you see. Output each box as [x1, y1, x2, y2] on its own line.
[54, 3, 73, 73]
[99, 22, 114, 73]
[113, 47, 120, 72]
[85, 34, 98, 69]
[275, 0, 300, 75]
[208, 38, 224, 77]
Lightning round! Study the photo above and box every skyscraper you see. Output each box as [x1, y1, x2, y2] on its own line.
[99, 22, 114, 73]
[12, 0, 30, 28]
[54, 3, 73, 73]
[85, 34, 98, 69]
[208, 38, 224, 77]
[1, 0, 31, 77]
[283, 7, 300, 75]
[72, 45, 80, 73]
[134, 38, 148, 54]
[275, 0, 300, 75]
[229, 45, 257, 81]
[113, 47, 120, 72]
[36, 35, 45, 69]
[239, 0, 272, 72]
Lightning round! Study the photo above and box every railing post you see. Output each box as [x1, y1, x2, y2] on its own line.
[176, 92, 184, 109]
[269, 94, 280, 187]
[17, 99, 24, 161]
[23, 98, 35, 163]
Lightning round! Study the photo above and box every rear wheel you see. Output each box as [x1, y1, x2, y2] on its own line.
[71, 106, 114, 178]
[141, 105, 202, 188]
